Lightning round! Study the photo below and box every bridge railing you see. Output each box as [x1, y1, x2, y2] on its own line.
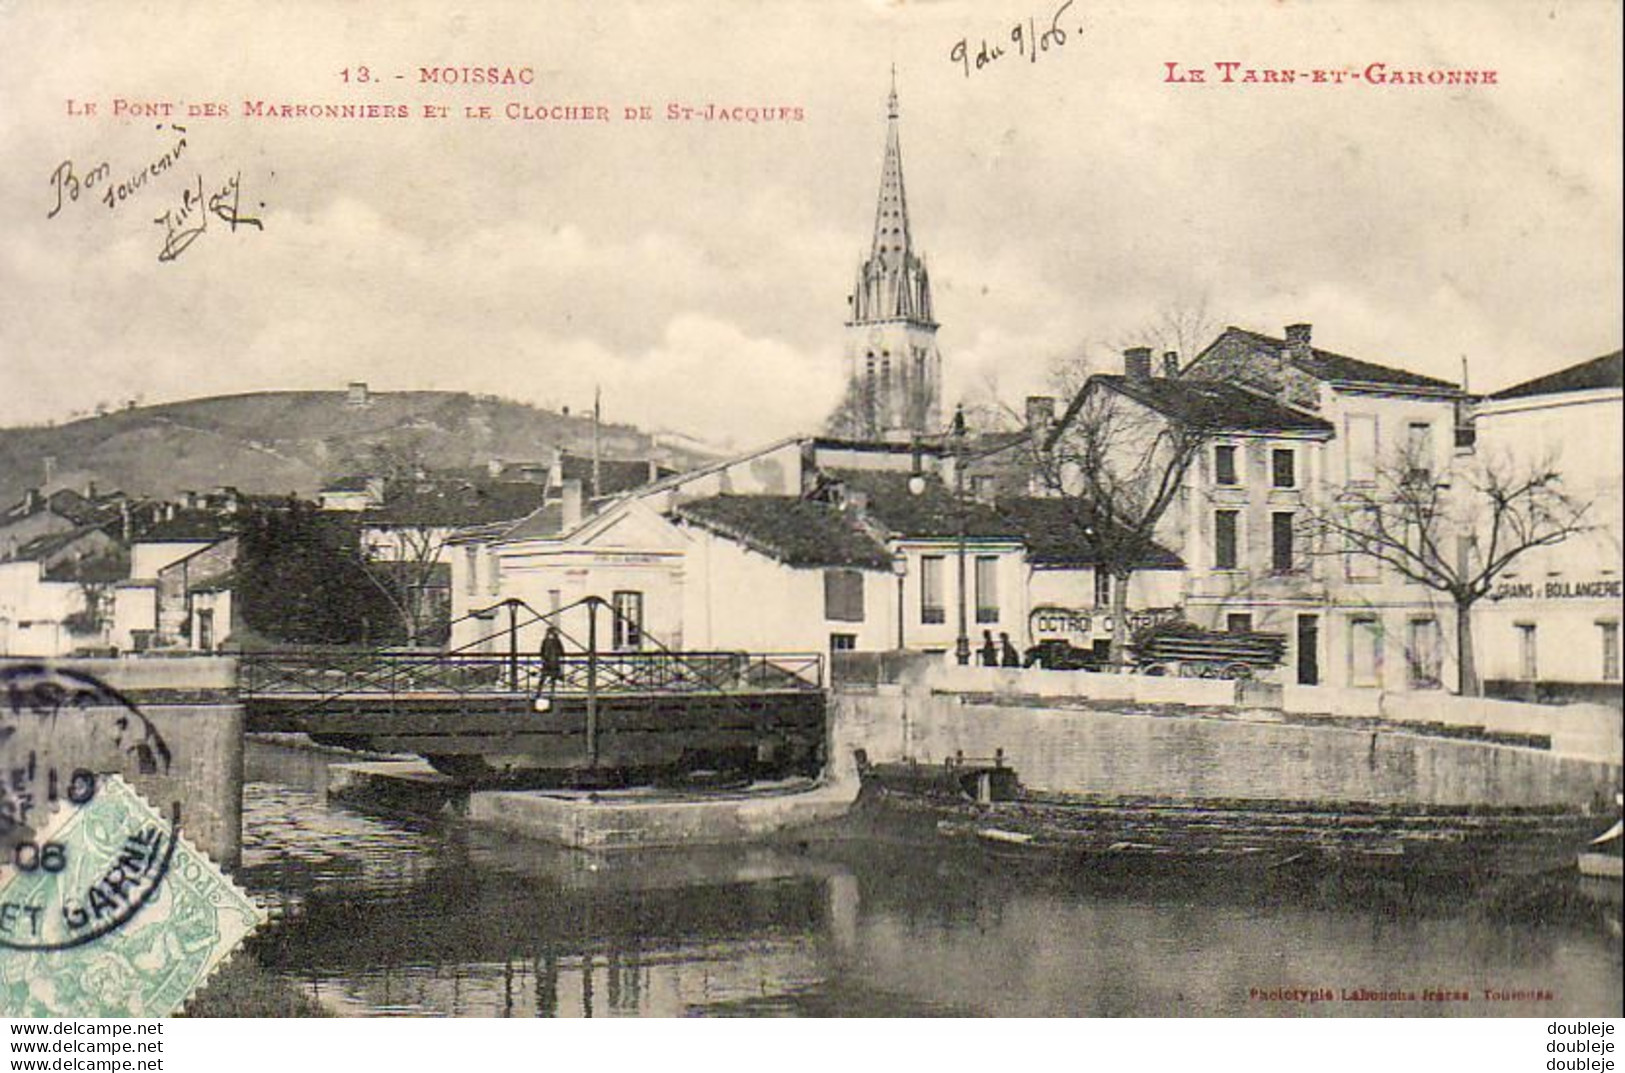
[238, 650, 825, 699]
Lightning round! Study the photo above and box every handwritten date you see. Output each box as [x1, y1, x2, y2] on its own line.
[950, 0, 1080, 80]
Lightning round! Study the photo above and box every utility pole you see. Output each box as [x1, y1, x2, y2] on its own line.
[585, 597, 600, 769]
[591, 386, 603, 501]
[952, 405, 971, 666]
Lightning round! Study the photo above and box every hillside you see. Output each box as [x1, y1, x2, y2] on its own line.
[0, 389, 718, 505]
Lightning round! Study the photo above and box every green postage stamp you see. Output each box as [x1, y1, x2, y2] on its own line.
[0, 774, 265, 1017]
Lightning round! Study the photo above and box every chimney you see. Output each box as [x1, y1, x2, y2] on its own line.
[1161, 351, 1180, 378]
[120, 500, 132, 543]
[346, 381, 370, 409]
[23, 488, 42, 514]
[486, 458, 504, 479]
[1124, 347, 1153, 382]
[560, 478, 584, 529]
[647, 459, 659, 483]
[1024, 396, 1056, 434]
[1284, 323, 1313, 365]
[85, 480, 98, 500]
[181, 490, 199, 510]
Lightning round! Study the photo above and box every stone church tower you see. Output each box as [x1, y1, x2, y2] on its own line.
[836, 77, 943, 442]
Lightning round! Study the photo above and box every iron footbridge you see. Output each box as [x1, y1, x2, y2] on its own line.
[239, 596, 827, 784]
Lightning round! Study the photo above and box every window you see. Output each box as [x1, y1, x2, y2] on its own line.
[920, 555, 946, 624]
[612, 590, 644, 651]
[1406, 617, 1442, 690]
[1214, 510, 1239, 570]
[1406, 421, 1435, 481]
[1350, 616, 1382, 687]
[1345, 508, 1379, 582]
[1601, 621, 1620, 681]
[1093, 570, 1111, 609]
[1271, 448, 1296, 488]
[829, 633, 858, 655]
[824, 569, 865, 623]
[1271, 512, 1295, 573]
[1516, 623, 1538, 681]
[1346, 414, 1378, 483]
[974, 556, 999, 624]
[1226, 613, 1253, 634]
[1214, 445, 1239, 486]
[463, 546, 479, 595]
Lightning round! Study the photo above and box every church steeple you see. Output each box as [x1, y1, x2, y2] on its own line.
[851, 74, 934, 327]
[835, 74, 943, 443]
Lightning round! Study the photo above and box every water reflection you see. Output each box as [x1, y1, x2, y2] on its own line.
[239, 743, 1622, 1017]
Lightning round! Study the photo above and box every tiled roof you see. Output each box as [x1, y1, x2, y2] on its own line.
[138, 510, 238, 542]
[821, 469, 1026, 540]
[557, 455, 671, 498]
[319, 473, 374, 493]
[992, 497, 1183, 569]
[1216, 327, 1458, 390]
[1490, 351, 1622, 400]
[3, 488, 104, 527]
[494, 502, 566, 542]
[362, 480, 546, 527]
[1090, 375, 1335, 434]
[672, 496, 891, 570]
[15, 527, 107, 564]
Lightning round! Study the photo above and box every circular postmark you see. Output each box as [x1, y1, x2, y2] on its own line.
[0, 663, 180, 951]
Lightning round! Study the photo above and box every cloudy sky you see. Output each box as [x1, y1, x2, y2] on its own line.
[1, 0, 1619, 448]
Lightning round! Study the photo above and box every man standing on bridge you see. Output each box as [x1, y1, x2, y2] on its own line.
[538, 626, 566, 695]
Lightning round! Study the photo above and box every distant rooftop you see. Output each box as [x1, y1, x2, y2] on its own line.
[1087, 375, 1336, 435]
[1490, 350, 1623, 401]
[1209, 327, 1459, 390]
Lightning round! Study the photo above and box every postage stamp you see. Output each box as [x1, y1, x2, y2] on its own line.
[0, 774, 264, 1017]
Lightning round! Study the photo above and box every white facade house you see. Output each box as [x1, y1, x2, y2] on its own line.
[1044, 325, 1475, 690]
[449, 437, 1139, 664]
[1471, 351, 1623, 699]
[0, 527, 124, 656]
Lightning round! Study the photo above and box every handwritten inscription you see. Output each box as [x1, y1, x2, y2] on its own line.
[950, 0, 1080, 81]
[155, 172, 263, 263]
[46, 124, 187, 220]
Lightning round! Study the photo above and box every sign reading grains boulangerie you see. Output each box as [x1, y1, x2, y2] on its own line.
[0, 0, 1619, 1037]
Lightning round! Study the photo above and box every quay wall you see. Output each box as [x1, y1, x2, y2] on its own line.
[1, 656, 244, 867]
[831, 686, 1621, 809]
[918, 664, 1622, 765]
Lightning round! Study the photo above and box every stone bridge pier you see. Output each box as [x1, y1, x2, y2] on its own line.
[1, 656, 244, 869]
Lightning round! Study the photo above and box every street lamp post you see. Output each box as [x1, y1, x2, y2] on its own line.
[891, 550, 909, 651]
[951, 406, 971, 666]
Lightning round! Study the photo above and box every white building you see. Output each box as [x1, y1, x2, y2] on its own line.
[1472, 351, 1623, 700]
[449, 437, 1151, 664]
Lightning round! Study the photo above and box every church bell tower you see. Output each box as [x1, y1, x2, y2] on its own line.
[841, 74, 943, 442]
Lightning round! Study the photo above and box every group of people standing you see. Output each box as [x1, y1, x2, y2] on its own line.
[978, 630, 1022, 668]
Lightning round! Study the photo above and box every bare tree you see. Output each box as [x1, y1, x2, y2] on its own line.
[1034, 369, 1216, 669]
[345, 437, 454, 646]
[1301, 443, 1590, 695]
[355, 524, 453, 646]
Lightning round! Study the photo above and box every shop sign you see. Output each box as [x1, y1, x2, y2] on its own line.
[1490, 578, 1623, 602]
[1029, 605, 1181, 644]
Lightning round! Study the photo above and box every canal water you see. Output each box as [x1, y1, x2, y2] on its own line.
[239, 743, 1622, 1017]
